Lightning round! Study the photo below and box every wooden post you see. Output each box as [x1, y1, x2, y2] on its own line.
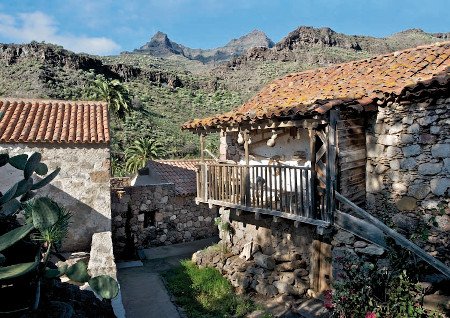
[309, 128, 317, 219]
[243, 130, 251, 206]
[200, 133, 205, 163]
[326, 110, 338, 224]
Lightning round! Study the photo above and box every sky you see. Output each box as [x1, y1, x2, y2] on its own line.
[0, 0, 449, 56]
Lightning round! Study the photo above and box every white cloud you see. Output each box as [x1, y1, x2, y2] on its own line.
[0, 11, 120, 55]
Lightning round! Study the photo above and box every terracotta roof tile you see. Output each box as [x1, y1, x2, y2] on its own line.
[0, 98, 110, 144]
[148, 159, 209, 195]
[183, 41, 450, 130]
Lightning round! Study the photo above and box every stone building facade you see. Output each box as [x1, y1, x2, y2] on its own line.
[0, 99, 111, 251]
[366, 97, 450, 264]
[111, 184, 217, 258]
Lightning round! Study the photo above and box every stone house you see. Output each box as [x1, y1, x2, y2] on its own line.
[111, 159, 217, 258]
[183, 42, 450, 295]
[0, 98, 111, 251]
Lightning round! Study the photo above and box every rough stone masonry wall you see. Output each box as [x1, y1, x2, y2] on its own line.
[366, 97, 450, 265]
[0, 144, 111, 252]
[111, 184, 217, 258]
[193, 209, 317, 297]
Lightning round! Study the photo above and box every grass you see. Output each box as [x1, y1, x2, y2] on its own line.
[162, 260, 255, 318]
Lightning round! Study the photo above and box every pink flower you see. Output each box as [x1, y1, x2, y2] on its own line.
[323, 290, 334, 310]
[365, 312, 376, 318]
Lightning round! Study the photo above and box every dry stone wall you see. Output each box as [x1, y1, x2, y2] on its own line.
[192, 209, 318, 297]
[111, 184, 217, 258]
[366, 97, 450, 265]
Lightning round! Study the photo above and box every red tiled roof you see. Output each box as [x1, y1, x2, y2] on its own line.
[183, 41, 450, 130]
[148, 159, 207, 195]
[0, 99, 110, 144]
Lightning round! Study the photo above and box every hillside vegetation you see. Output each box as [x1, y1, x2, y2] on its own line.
[0, 27, 448, 175]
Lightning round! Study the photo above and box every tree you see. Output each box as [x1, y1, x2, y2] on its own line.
[89, 77, 131, 118]
[125, 138, 164, 173]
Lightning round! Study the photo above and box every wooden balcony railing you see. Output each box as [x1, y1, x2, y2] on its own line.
[196, 162, 329, 226]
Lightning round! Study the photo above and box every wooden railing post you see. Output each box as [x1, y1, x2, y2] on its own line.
[203, 163, 208, 201]
[309, 128, 317, 219]
[243, 130, 251, 206]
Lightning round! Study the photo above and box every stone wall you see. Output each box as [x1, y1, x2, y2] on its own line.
[0, 143, 111, 252]
[192, 209, 321, 297]
[366, 97, 450, 264]
[111, 184, 217, 258]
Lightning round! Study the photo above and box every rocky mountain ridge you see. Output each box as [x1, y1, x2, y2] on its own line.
[133, 29, 274, 63]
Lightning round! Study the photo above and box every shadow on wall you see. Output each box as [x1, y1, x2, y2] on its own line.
[36, 182, 111, 252]
[365, 97, 450, 264]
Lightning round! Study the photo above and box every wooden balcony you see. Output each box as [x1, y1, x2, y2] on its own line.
[196, 162, 330, 227]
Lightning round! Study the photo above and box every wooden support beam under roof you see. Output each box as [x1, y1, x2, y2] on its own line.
[194, 118, 327, 135]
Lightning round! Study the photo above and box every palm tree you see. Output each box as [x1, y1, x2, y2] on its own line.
[89, 78, 130, 118]
[125, 138, 164, 173]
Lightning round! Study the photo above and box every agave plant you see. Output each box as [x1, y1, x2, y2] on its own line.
[125, 137, 164, 173]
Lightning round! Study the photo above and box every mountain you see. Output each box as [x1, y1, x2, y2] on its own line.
[133, 30, 274, 63]
[0, 26, 448, 175]
[229, 27, 449, 65]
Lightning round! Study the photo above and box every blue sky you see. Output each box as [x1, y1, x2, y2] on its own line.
[0, 0, 448, 55]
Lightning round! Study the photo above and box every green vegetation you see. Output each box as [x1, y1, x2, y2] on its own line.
[125, 137, 164, 173]
[162, 260, 255, 318]
[331, 246, 442, 318]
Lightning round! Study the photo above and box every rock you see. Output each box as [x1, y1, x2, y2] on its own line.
[431, 144, 450, 158]
[430, 126, 441, 134]
[423, 294, 450, 312]
[354, 241, 368, 248]
[388, 123, 403, 134]
[334, 230, 355, 245]
[367, 144, 385, 158]
[408, 183, 431, 200]
[401, 134, 415, 144]
[386, 146, 401, 157]
[255, 282, 278, 296]
[418, 282, 434, 294]
[418, 115, 438, 126]
[375, 164, 389, 174]
[230, 272, 251, 290]
[273, 281, 295, 295]
[332, 247, 358, 263]
[392, 182, 407, 193]
[422, 200, 439, 209]
[184, 231, 192, 239]
[159, 234, 167, 242]
[155, 213, 163, 222]
[418, 162, 442, 175]
[239, 241, 253, 260]
[279, 272, 295, 284]
[192, 251, 201, 264]
[160, 196, 168, 203]
[355, 244, 384, 256]
[402, 144, 421, 157]
[294, 268, 309, 277]
[430, 178, 450, 196]
[407, 123, 420, 133]
[378, 134, 399, 146]
[419, 134, 436, 144]
[137, 213, 145, 222]
[396, 196, 417, 211]
[400, 158, 417, 170]
[390, 159, 400, 170]
[444, 158, 450, 173]
[392, 213, 418, 233]
[139, 203, 148, 211]
[253, 252, 276, 270]
[276, 260, 306, 272]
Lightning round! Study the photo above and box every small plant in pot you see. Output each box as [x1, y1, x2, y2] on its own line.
[0, 152, 119, 315]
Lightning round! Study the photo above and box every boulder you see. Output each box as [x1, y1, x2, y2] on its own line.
[273, 281, 295, 295]
[402, 144, 421, 157]
[396, 196, 417, 211]
[430, 178, 450, 196]
[418, 162, 443, 176]
[408, 183, 431, 200]
[253, 252, 276, 270]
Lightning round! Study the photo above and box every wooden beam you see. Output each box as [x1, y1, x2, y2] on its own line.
[243, 130, 251, 206]
[206, 199, 330, 227]
[326, 109, 338, 223]
[200, 133, 205, 162]
[335, 191, 450, 279]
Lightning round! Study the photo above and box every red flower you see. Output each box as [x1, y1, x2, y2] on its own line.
[323, 290, 334, 310]
[365, 312, 376, 318]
